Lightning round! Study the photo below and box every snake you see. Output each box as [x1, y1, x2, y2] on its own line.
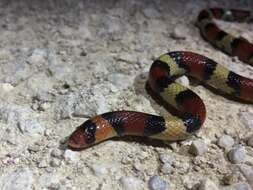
[67, 8, 253, 149]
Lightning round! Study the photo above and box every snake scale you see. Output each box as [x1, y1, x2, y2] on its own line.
[68, 8, 253, 149]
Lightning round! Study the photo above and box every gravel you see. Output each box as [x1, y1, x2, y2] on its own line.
[189, 140, 208, 156]
[0, 168, 34, 190]
[217, 135, 235, 149]
[63, 149, 79, 164]
[227, 147, 246, 164]
[159, 153, 175, 164]
[0, 0, 252, 189]
[148, 176, 169, 190]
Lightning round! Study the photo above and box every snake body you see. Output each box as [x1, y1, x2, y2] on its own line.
[197, 8, 253, 65]
[68, 8, 253, 149]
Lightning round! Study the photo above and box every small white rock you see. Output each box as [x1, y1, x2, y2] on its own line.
[27, 48, 48, 65]
[119, 176, 143, 190]
[91, 164, 109, 176]
[148, 175, 169, 190]
[199, 178, 219, 190]
[161, 163, 173, 174]
[142, 7, 160, 18]
[176, 76, 190, 87]
[18, 118, 44, 135]
[170, 25, 188, 40]
[217, 135, 234, 149]
[239, 112, 253, 129]
[0, 83, 14, 92]
[64, 149, 78, 163]
[228, 147, 246, 164]
[159, 153, 174, 164]
[28, 144, 40, 153]
[189, 140, 208, 156]
[133, 162, 143, 171]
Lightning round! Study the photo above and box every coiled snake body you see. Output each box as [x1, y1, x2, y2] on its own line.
[68, 8, 253, 149]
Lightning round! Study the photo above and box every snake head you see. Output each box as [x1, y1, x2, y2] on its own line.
[67, 120, 96, 149]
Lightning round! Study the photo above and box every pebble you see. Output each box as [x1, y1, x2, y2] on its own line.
[64, 149, 78, 164]
[239, 111, 253, 129]
[27, 144, 40, 153]
[189, 140, 208, 156]
[133, 162, 143, 171]
[27, 48, 48, 66]
[91, 164, 109, 176]
[217, 135, 235, 149]
[38, 159, 48, 168]
[199, 178, 219, 190]
[175, 76, 190, 87]
[50, 158, 61, 167]
[18, 118, 44, 135]
[148, 176, 169, 190]
[227, 147, 246, 164]
[159, 153, 174, 164]
[170, 25, 188, 40]
[222, 182, 251, 190]
[160, 163, 173, 174]
[0, 83, 14, 92]
[0, 168, 34, 190]
[222, 174, 239, 185]
[239, 164, 253, 188]
[119, 176, 143, 190]
[142, 7, 161, 18]
[51, 149, 62, 159]
[247, 135, 253, 148]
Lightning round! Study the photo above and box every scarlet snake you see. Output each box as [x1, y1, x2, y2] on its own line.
[67, 8, 253, 149]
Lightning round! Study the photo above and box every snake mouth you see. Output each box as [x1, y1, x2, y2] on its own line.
[67, 136, 82, 149]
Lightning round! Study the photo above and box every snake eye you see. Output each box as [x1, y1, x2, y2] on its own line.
[83, 121, 97, 144]
[84, 124, 96, 144]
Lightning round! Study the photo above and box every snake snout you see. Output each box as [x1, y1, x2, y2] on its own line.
[67, 127, 88, 149]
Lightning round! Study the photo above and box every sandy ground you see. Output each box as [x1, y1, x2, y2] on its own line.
[0, 0, 253, 190]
